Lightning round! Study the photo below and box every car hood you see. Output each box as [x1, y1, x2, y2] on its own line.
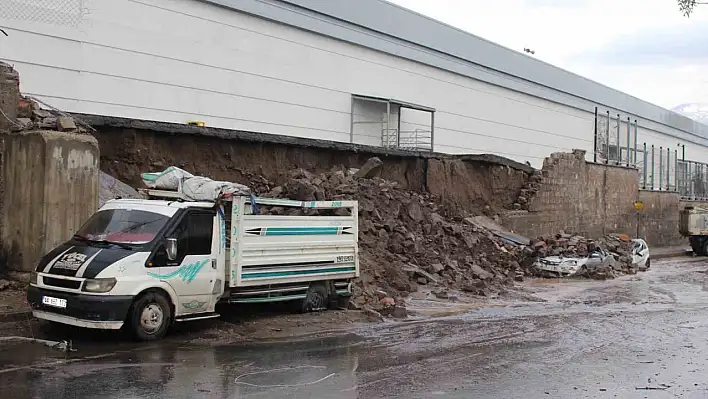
[539, 256, 586, 264]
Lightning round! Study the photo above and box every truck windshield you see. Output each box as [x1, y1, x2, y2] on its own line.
[76, 209, 169, 245]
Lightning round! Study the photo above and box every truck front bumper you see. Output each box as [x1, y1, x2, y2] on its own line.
[27, 285, 133, 330]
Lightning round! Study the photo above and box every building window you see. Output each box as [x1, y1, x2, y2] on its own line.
[349, 94, 435, 152]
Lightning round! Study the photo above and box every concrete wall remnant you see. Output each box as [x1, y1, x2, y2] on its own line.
[0, 62, 20, 132]
[0, 130, 99, 272]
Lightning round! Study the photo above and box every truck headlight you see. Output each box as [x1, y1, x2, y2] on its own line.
[82, 278, 117, 293]
[30, 272, 38, 285]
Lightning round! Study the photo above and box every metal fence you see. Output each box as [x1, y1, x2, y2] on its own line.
[593, 108, 640, 168]
[0, 0, 86, 28]
[677, 159, 708, 199]
[638, 144, 680, 191]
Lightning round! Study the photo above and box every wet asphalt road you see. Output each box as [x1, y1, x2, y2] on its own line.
[3, 258, 708, 398]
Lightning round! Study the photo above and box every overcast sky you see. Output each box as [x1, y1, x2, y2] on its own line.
[388, 0, 708, 110]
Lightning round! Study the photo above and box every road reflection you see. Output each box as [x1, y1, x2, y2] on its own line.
[0, 335, 362, 399]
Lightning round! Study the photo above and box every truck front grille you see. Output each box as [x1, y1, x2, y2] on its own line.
[42, 276, 81, 290]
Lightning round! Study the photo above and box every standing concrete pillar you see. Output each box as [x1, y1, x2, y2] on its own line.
[0, 62, 20, 132]
[0, 130, 99, 272]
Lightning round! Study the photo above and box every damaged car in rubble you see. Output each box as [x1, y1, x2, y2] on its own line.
[631, 238, 651, 270]
[534, 248, 616, 277]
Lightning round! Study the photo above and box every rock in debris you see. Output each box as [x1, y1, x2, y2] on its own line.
[470, 264, 494, 280]
[428, 263, 445, 274]
[57, 115, 77, 131]
[391, 306, 407, 319]
[361, 305, 384, 322]
[0, 280, 10, 291]
[353, 157, 383, 179]
[380, 297, 395, 307]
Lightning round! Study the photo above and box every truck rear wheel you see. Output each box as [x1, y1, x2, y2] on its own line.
[690, 236, 707, 256]
[129, 292, 172, 341]
[301, 283, 329, 313]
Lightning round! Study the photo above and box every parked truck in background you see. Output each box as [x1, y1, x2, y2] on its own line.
[680, 204, 708, 255]
[27, 189, 358, 341]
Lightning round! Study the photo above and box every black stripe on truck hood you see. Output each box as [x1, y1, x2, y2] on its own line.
[38, 242, 134, 279]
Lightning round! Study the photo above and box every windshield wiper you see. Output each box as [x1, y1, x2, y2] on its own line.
[115, 218, 165, 235]
[72, 234, 133, 250]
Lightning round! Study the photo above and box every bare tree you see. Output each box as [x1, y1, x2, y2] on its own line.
[679, 0, 707, 17]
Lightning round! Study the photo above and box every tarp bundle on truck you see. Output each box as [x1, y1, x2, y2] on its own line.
[141, 166, 250, 201]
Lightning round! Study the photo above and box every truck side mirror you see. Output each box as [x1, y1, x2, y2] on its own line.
[165, 238, 178, 261]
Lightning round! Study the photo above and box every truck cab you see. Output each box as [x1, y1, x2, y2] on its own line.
[27, 191, 358, 340]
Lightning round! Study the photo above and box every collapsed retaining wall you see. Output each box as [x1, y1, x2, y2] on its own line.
[86, 115, 531, 215]
[503, 150, 685, 247]
[84, 115, 688, 248]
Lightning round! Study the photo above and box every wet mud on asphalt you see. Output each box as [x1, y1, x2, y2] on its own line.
[3, 258, 708, 398]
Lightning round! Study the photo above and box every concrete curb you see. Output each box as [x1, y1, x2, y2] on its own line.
[0, 310, 32, 324]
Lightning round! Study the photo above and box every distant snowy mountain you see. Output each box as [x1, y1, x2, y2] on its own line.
[672, 103, 708, 124]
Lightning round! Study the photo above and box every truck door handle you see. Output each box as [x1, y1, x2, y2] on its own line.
[212, 259, 217, 269]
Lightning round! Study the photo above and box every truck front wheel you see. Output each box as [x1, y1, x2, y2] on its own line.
[129, 292, 172, 341]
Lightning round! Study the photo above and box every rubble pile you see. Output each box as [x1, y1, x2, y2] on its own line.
[246, 157, 535, 314]
[9, 97, 85, 133]
[530, 233, 636, 279]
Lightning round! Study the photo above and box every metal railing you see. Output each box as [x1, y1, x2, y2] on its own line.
[638, 143, 679, 191]
[677, 159, 708, 199]
[398, 129, 432, 151]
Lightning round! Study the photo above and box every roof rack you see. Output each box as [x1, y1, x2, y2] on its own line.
[138, 188, 191, 200]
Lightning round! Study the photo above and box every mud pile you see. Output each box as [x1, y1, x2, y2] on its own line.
[244, 158, 534, 313]
[530, 233, 636, 279]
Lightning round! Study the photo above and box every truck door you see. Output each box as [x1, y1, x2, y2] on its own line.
[151, 209, 218, 315]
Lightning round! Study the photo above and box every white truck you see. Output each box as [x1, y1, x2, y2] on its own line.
[27, 190, 358, 340]
[680, 204, 708, 255]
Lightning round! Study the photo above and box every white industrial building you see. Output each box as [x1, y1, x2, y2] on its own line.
[1, 0, 708, 193]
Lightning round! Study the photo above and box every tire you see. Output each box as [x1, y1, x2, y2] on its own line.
[645, 257, 651, 269]
[301, 283, 329, 313]
[690, 236, 707, 256]
[129, 292, 172, 341]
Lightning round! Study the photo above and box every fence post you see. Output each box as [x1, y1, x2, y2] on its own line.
[690, 161, 695, 198]
[666, 147, 670, 190]
[616, 114, 621, 165]
[659, 146, 663, 190]
[593, 107, 598, 163]
[643, 143, 647, 189]
[674, 149, 678, 193]
[634, 120, 639, 166]
[651, 145, 655, 190]
[606, 111, 610, 164]
[626, 117, 631, 167]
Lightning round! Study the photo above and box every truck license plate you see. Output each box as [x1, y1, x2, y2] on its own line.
[42, 296, 67, 308]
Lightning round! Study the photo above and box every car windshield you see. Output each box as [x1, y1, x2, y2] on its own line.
[75, 209, 169, 244]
